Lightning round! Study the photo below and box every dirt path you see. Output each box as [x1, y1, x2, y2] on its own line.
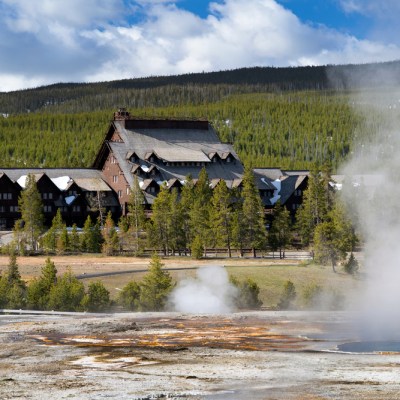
[0, 254, 301, 281]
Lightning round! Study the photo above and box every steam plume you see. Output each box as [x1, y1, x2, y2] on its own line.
[338, 64, 400, 339]
[169, 266, 238, 314]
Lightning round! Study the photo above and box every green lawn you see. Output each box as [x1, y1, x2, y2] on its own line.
[225, 262, 361, 309]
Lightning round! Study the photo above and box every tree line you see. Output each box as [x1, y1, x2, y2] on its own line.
[0, 90, 370, 170]
[0, 253, 263, 312]
[8, 166, 359, 274]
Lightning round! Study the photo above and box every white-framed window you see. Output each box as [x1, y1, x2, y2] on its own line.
[48, 192, 53, 200]
[43, 193, 47, 200]
[0, 206, 5, 212]
[9, 206, 18, 212]
[118, 190, 122, 198]
[44, 205, 52, 213]
[126, 187, 130, 195]
[113, 175, 118, 183]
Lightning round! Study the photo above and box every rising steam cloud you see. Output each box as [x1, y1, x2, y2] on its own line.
[338, 64, 400, 339]
[169, 266, 238, 314]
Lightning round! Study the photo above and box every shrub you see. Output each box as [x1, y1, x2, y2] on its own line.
[343, 253, 359, 275]
[277, 280, 297, 310]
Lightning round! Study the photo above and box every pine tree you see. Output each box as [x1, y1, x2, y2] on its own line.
[27, 257, 57, 310]
[296, 165, 332, 246]
[118, 281, 141, 311]
[268, 201, 291, 259]
[138, 254, 173, 311]
[82, 281, 110, 312]
[18, 174, 44, 252]
[149, 184, 172, 255]
[179, 175, 195, 254]
[189, 168, 212, 255]
[241, 167, 267, 257]
[210, 180, 234, 257]
[102, 212, 120, 255]
[128, 175, 146, 254]
[69, 223, 80, 253]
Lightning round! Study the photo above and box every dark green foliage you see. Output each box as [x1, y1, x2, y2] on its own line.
[82, 281, 110, 312]
[127, 176, 146, 254]
[69, 224, 80, 252]
[138, 254, 173, 311]
[189, 168, 212, 253]
[344, 253, 359, 275]
[102, 212, 119, 255]
[268, 201, 291, 259]
[48, 269, 85, 311]
[210, 180, 234, 257]
[27, 257, 57, 310]
[302, 283, 323, 309]
[81, 216, 102, 253]
[241, 167, 267, 257]
[230, 276, 262, 309]
[190, 235, 204, 260]
[118, 281, 141, 311]
[0, 254, 27, 308]
[18, 174, 44, 252]
[0, 90, 369, 170]
[277, 280, 297, 310]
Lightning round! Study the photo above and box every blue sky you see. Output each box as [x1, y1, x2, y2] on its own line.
[0, 0, 399, 92]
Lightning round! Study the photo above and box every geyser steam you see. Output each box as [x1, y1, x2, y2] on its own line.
[338, 66, 400, 339]
[169, 266, 238, 314]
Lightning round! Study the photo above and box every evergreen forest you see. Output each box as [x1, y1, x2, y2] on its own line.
[0, 61, 400, 170]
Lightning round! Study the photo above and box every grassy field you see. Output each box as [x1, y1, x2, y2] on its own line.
[0, 254, 362, 309]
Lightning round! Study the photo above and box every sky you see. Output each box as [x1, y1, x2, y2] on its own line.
[1, 0, 400, 92]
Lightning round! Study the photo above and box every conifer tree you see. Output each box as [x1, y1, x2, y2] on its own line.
[128, 175, 146, 254]
[5, 253, 26, 309]
[138, 254, 173, 311]
[118, 281, 141, 311]
[102, 211, 120, 255]
[69, 223, 80, 253]
[82, 281, 110, 312]
[18, 174, 44, 252]
[241, 167, 267, 257]
[189, 168, 212, 255]
[149, 184, 172, 255]
[210, 180, 234, 257]
[179, 175, 195, 254]
[296, 165, 331, 245]
[268, 201, 291, 259]
[27, 257, 57, 310]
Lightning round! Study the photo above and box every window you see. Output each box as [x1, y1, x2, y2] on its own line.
[9, 206, 18, 212]
[118, 190, 122, 198]
[113, 175, 118, 183]
[48, 192, 53, 200]
[72, 205, 81, 212]
[149, 187, 155, 194]
[111, 156, 117, 164]
[0, 206, 5, 213]
[43, 193, 47, 200]
[126, 187, 130, 195]
[295, 189, 302, 196]
[44, 205, 52, 213]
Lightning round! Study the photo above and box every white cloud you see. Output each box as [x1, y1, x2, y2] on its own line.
[1, 0, 400, 92]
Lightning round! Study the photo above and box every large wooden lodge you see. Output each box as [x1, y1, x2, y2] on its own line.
[0, 109, 308, 229]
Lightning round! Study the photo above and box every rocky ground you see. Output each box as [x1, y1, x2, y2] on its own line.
[0, 311, 399, 399]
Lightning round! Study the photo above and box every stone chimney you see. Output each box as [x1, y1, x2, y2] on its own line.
[114, 108, 130, 121]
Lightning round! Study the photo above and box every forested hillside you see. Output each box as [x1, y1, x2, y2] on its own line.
[0, 61, 398, 170]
